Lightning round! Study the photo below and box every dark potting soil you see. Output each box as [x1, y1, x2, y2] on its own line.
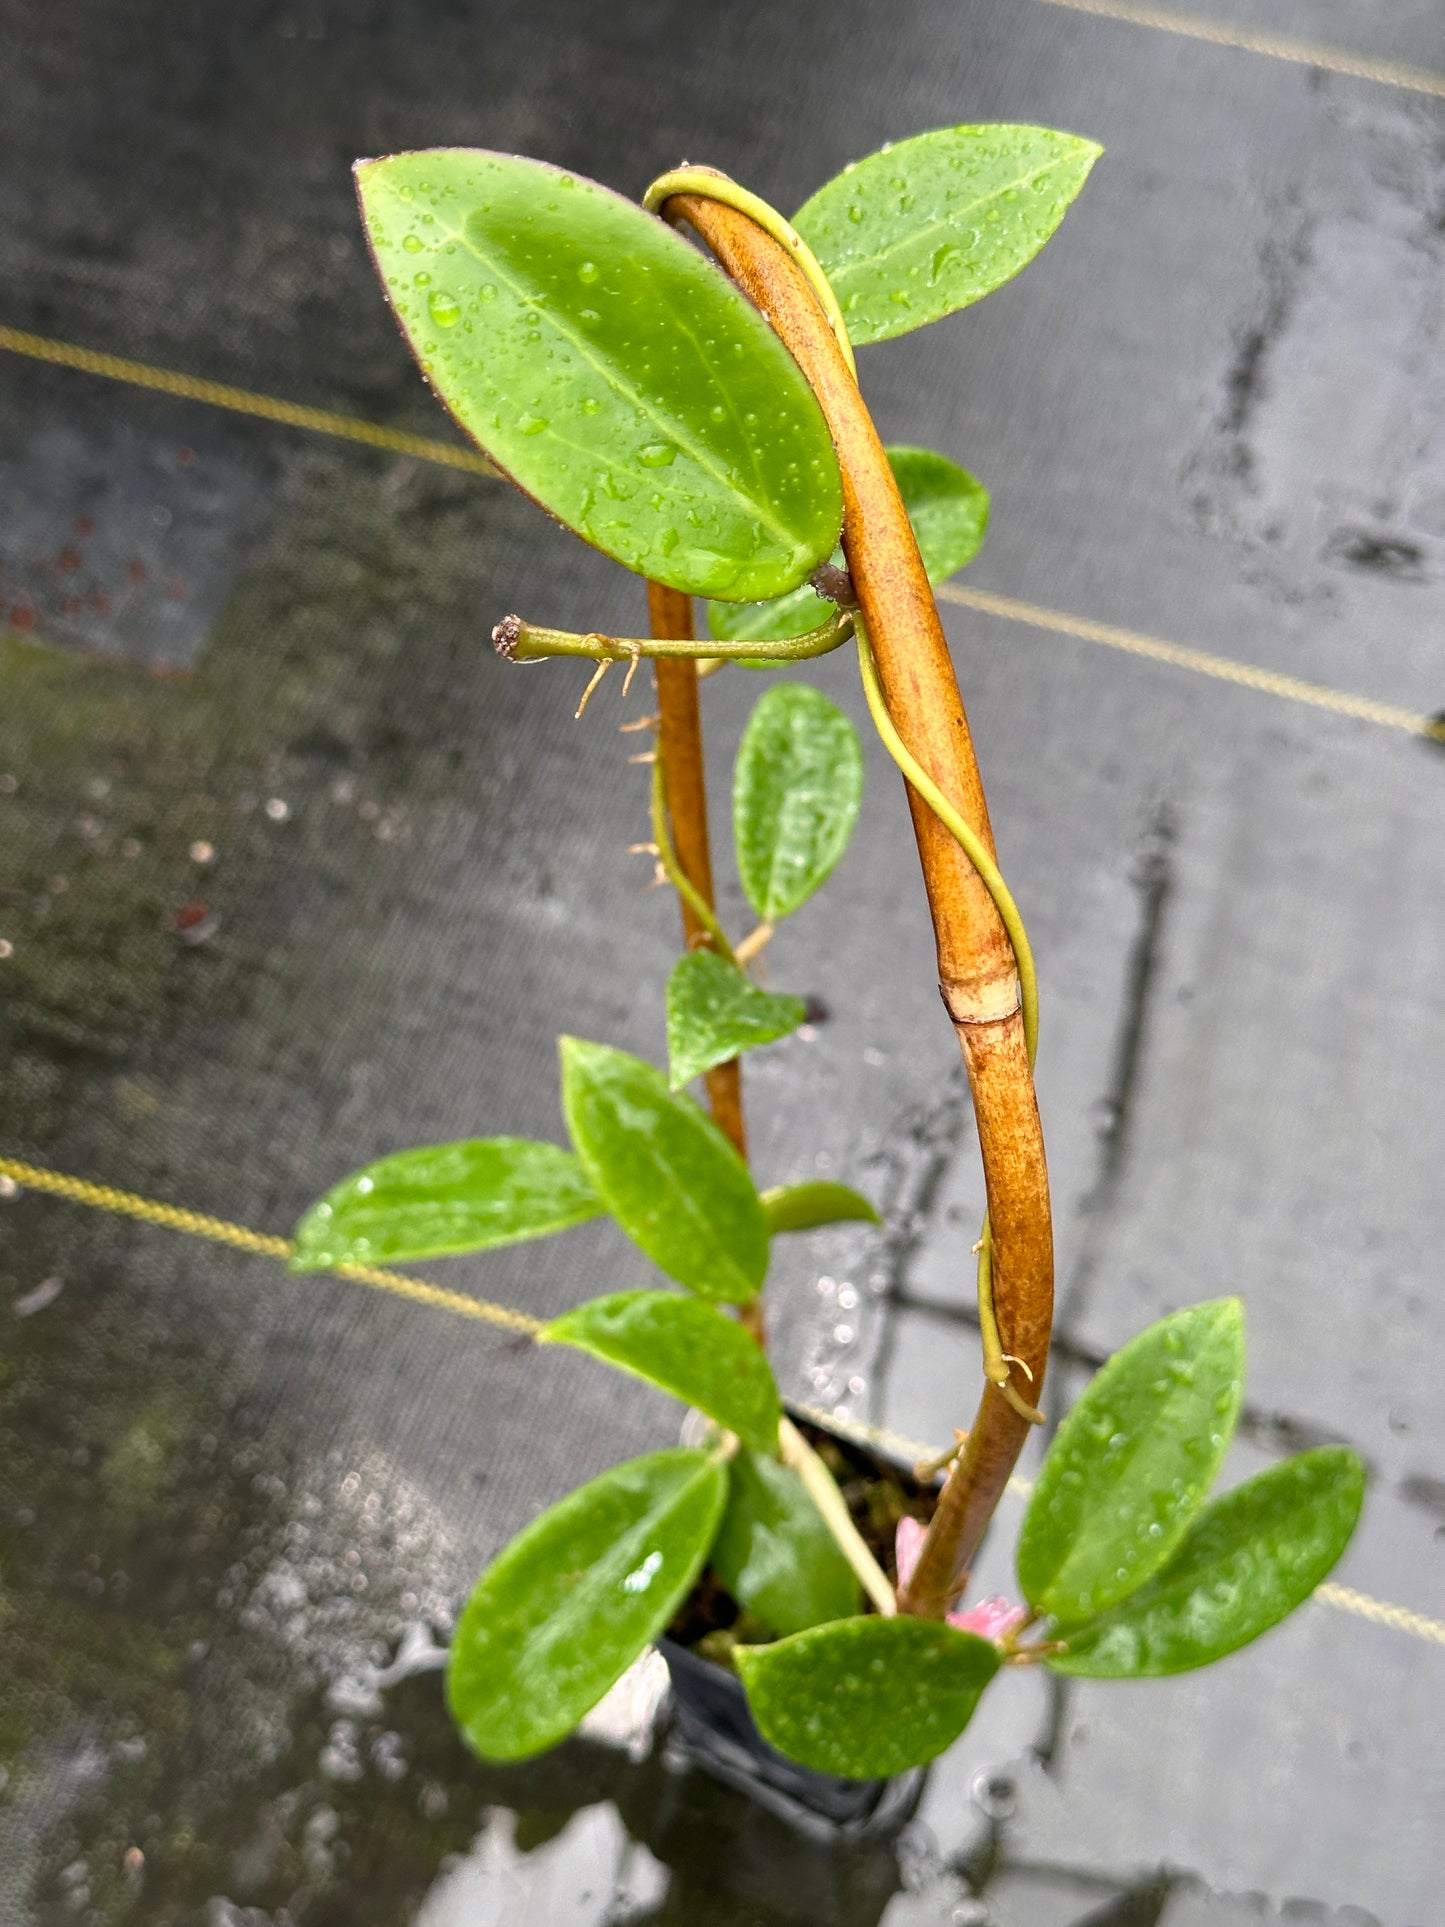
[665, 1416, 938, 1660]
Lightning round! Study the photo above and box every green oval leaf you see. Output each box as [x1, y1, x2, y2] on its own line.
[559, 1037, 768, 1303]
[1018, 1299, 1245, 1622]
[708, 444, 987, 647]
[290, 1138, 601, 1271]
[1049, 1447, 1366, 1678]
[711, 1447, 860, 1636]
[760, 1181, 880, 1236]
[356, 150, 843, 600]
[733, 683, 864, 922]
[448, 1446, 727, 1761]
[885, 446, 989, 579]
[794, 125, 1102, 346]
[542, 1290, 781, 1454]
[736, 1616, 1000, 1777]
[666, 949, 805, 1090]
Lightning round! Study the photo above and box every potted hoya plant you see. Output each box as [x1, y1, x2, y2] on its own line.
[290, 126, 1365, 1814]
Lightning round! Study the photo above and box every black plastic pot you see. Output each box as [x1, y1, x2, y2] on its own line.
[657, 1635, 923, 1837]
[657, 1408, 933, 1838]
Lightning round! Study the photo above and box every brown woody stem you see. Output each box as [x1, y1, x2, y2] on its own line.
[663, 190, 1054, 1615]
[645, 582, 763, 1345]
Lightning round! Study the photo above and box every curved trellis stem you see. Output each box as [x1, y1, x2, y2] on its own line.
[659, 186, 1054, 1617]
[854, 625, 1044, 1428]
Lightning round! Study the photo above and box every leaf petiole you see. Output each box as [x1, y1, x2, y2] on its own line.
[732, 921, 774, 967]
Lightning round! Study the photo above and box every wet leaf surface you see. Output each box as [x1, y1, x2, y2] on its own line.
[559, 1037, 768, 1302]
[759, 1179, 880, 1235]
[543, 1290, 782, 1454]
[733, 683, 864, 922]
[1018, 1299, 1245, 1621]
[885, 445, 989, 580]
[665, 949, 805, 1090]
[707, 443, 987, 646]
[448, 1447, 727, 1760]
[1050, 1447, 1366, 1676]
[795, 124, 1102, 345]
[290, 1137, 601, 1269]
[736, 1615, 1000, 1776]
[710, 1446, 861, 1636]
[357, 150, 842, 599]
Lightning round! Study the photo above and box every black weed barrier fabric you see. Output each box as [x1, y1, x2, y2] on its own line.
[2, 0, 1443, 1921]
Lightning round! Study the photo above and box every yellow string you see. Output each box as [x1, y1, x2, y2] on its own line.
[3, 1152, 1440, 1647]
[937, 583, 1445, 744]
[1313, 1583, 1445, 1647]
[1031, 0, 1445, 99]
[0, 1154, 541, 1337]
[0, 324, 498, 476]
[2, 322, 1437, 747]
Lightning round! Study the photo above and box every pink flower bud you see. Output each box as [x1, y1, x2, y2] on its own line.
[947, 1595, 1029, 1641]
[893, 1517, 1027, 1642]
[895, 1514, 926, 1589]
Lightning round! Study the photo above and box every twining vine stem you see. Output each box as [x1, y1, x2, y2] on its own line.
[855, 625, 1045, 1426]
[641, 168, 858, 380]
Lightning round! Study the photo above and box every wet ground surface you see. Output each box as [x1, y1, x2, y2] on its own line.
[1, 0, 1442, 1921]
